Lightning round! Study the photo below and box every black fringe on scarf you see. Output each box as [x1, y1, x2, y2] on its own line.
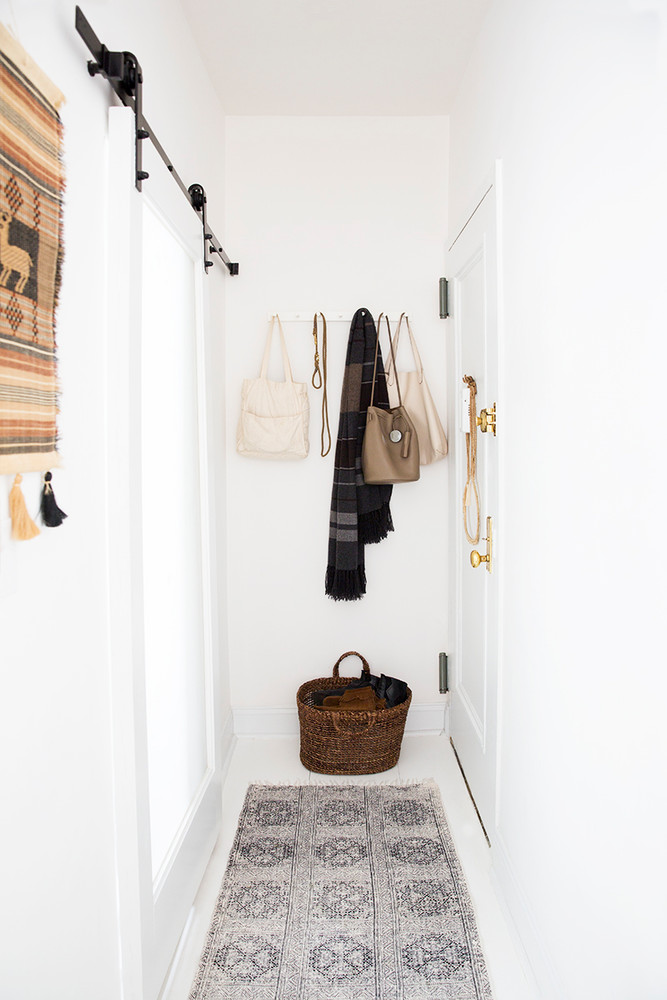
[325, 566, 367, 602]
[359, 503, 394, 545]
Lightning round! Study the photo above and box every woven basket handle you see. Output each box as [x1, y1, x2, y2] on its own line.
[332, 651, 371, 680]
[331, 710, 377, 735]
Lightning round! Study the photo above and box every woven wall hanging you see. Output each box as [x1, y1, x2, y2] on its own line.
[0, 26, 66, 534]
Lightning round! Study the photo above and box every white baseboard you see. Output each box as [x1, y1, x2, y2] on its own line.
[404, 703, 447, 734]
[491, 829, 565, 1000]
[232, 703, 446, 737]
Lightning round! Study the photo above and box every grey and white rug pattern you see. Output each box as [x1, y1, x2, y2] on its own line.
[189, 780, 493, 999]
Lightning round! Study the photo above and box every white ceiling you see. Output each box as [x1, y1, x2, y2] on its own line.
[179, 0, 491, 116]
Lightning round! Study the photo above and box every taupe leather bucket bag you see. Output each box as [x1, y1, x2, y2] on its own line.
[361, 314, 420, 485]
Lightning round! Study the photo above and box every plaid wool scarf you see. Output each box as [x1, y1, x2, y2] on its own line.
[325, 308, 393, 600]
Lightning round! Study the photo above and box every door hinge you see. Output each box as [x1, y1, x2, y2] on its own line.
[439, 277, 449, 319]
[439, 652, 448, 693]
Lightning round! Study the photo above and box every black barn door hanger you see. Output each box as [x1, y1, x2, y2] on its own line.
[75, 6, 239, 276]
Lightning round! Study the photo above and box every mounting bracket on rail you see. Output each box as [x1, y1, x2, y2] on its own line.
[189, 184, 240, 276]
[83, 39, 147, 190]
[75, 6, 238, 276]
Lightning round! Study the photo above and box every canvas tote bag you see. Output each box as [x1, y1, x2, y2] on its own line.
[237, 314, 309, 459]
[385, 313, 448, 465]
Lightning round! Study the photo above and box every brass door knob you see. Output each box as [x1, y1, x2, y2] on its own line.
[470, 516, 493, 572]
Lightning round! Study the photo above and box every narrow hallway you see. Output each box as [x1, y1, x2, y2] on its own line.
[0, 2, 665, 999]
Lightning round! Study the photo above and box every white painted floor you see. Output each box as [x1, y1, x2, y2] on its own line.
[163, 734, 538, 1000]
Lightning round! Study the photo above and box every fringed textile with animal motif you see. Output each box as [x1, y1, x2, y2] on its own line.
[0, 26, 65, 477]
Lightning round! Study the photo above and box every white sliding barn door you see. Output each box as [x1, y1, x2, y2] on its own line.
[105, 107, 222, 1000]
[448, 173, 501, 839]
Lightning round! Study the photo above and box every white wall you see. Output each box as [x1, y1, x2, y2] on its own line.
[0, 2, 229, 998]
[449, 2, 667, 998]
[224, 116, 450, 719]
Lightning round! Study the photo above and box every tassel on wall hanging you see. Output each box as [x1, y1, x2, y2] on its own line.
[9, 474, 39, 540]
[0, 27, 66, 534]
[40, 471, 67, 526]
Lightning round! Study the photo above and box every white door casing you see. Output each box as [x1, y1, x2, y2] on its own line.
[448, 170, 502, 839]
[105, 106, 222, 1000]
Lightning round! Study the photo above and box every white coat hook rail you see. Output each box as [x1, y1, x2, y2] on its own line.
[268, 313, 403, 323]
[74, 6, 238, 276]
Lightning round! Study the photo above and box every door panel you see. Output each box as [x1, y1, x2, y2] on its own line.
[141, 197, 209, 883]
[448, 176, 500, 837]
[106, 107, 221, 1000]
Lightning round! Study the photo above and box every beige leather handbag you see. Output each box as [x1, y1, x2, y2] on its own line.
[385, 313, 448, 465]
[361, 315, 420, 484]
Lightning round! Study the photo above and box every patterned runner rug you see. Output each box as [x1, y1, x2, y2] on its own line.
[190, 781, 493, 999]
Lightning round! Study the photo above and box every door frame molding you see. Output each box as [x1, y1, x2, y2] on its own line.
[105, 105, 150, 1000]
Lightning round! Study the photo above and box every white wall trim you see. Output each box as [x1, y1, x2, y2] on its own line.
[157, 709, 236, 1000]
[153, 710, 234, 901]
[232, 703, 446, 738]
[106, 106, 150, 1000]
[491, 830, 566, 1000]
[218, 709, 236, 783]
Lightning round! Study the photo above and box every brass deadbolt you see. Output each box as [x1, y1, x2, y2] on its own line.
[476, 403, 497, 435]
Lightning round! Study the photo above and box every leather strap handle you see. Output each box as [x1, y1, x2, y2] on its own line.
[311, 313, 323, 389]
[311, 312, 331, 457]
[332, 650, 371, 680]
[462, 374, 481, 544]
[370, 314, 402, 408]
[386, 312, 425, 386]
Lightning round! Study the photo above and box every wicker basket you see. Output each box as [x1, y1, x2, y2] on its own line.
[297, 651, 412, 775]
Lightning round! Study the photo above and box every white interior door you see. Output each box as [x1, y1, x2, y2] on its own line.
[448, 174, 501, 839]
[106, 107, 222, 1000]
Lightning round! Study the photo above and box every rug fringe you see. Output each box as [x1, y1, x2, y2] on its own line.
[244, 777, 439, 790]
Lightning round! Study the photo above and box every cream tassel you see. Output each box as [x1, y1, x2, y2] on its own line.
[9, 474, 40, 540]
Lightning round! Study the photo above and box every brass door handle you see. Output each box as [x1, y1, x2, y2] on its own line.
[476, 403, 496, 435]
[470, 516, 493, 573]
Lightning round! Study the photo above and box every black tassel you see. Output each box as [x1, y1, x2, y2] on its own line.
[40, 471, 67, 527]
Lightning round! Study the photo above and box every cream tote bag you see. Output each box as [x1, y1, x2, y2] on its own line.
[385, 313, 448, 465]
[237, 315, 310, 459]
